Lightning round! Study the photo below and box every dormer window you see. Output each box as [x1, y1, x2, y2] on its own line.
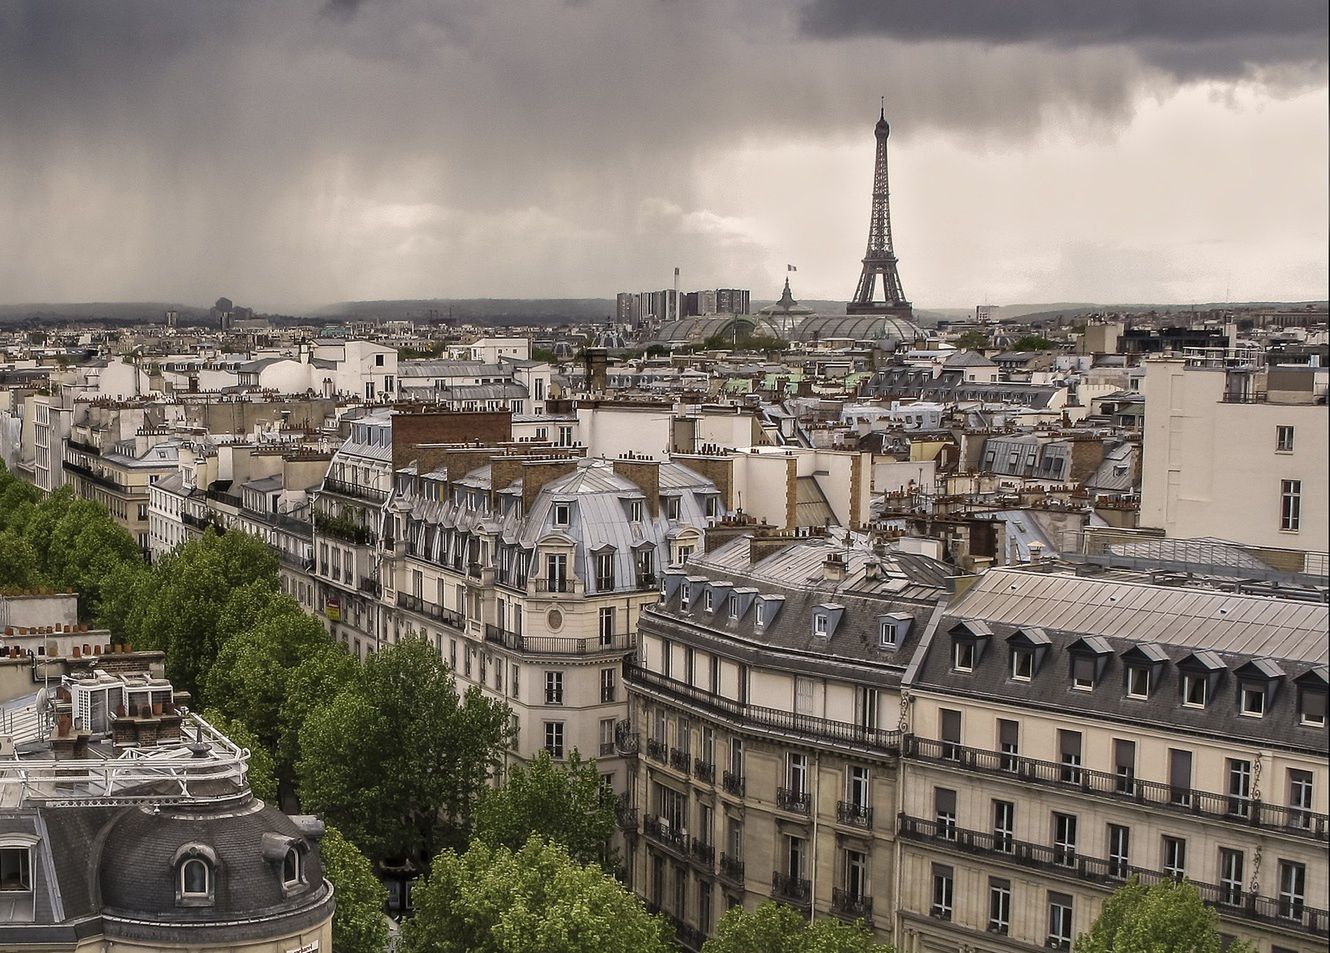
[1300, 689, 1327, 727]
[1126, 666, 1150, 699]
[879, 621, 897, 648]
[666, 496, 681, 521]
[0, 847, 31, 892]
[953, 641, 975, 672]
[728, 594, 739, 620]
[1183, 674, 1208, 708]
[552, 503, 570, 527]
[629, 500, 643, 523]
[755, 602, 765, 628]
[1011, 649, 1033, 681]
[282, 846, 303, 887]
[680, 582, 691, 610]
[1240, 685, 1266, 717]
[182, 859, 209, 896]
[703, 590, 713, 612]
[814, 614, 828, 637]
[1072, 657, 1095, 691]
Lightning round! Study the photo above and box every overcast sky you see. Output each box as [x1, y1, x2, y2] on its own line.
[1, 1, 1326, 312]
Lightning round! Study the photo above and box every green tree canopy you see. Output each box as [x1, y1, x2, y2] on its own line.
[703, 901, 892, 953]
[200, 707, 278, 804]
[399, 836, 672, 953]
[320, 825, 389, 953]
[298, 635, 514, 865]
[0, 530, 44, 591]
[1076, 878, 1254, 953]
[1011, 335, 1055, 351]
[953, 330, 990, 351]
[473, 749, 617, 868]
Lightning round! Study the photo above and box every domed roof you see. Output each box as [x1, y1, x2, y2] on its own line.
[788, 313, 923, 350]
[93, 798, 331, 938]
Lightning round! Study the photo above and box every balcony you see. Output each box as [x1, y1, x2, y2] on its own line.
[836, 800, 873, 829]
[357, 576, 380, 597]
[898, 815, 1329, 938]
[906, 736, 1329, 842]
[204, 486, 242, 508]
[181, 510, 217, 531]
[314, 512, 376, 546]
[395, 592, 465, 630]
[772, 870, 811, 907]
[321, 476, 389, 504]
[62, 459, 128, 494]
[722, 771, 746, 797]
[625, 662, 902, 755]
[613, 720, 639, 757]
[646, 738, 667, 764]
[690, 837, 714, 867]
[718, 853, 745, 885]
[776, 787, 810, 815]
[642, 815, 688, 857]
[831, 888, 873, 923]
[534, 577, 575, 594]
[482, 624, 637, 656]
[669, 748, 692, 775]
[693, 759, 715, 784]
[614, 792, 638, 832]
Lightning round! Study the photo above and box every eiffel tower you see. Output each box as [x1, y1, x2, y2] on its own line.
[847, 106, 912, 317]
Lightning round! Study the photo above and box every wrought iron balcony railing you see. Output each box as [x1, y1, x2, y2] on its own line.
[772, 870, 811, 906]
[718, 853, 745, 884]
[836, 800, 873, 828]
[776, 787, 810, 815]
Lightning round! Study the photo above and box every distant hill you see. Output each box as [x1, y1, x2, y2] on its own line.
[313, 298, 618, 324]
[0, 302, 209, 325]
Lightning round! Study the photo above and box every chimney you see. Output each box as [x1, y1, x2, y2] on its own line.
[612, 456, 661, 516]
[823, 551, 847, 583]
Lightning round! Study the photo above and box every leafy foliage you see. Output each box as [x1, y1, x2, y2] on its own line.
[474, 749, 617, 868]
[298, 635, 514, 865]
[703, 901, 892, 953]
[1011, 335, 1055, 351]
[1076, 878, 1254, 953]
[321, 825, 389, 953]
[953, 330, 990, 351]
[201, 707, 278, 803]
[399, 836, 672, 953]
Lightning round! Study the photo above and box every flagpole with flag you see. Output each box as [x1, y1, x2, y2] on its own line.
[787, 264, 797, 272]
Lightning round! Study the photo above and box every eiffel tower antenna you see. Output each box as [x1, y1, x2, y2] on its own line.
[848, 104, 912, 316]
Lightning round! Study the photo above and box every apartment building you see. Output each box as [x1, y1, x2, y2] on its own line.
[622, 534, 951, 949]
[384, 453, 720, 798]
[900, 567, 1327, 953]
[1141, 358, 1328, 560]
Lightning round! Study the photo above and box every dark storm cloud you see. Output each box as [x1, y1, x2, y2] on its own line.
[0, 0, 1324, 308]
[800, 1, 1329, 78]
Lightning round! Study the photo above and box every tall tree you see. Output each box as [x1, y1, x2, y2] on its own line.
[320, 825, 389, 953]
[297, 636, 513, 865]
[399, 836, 672, 953]
[703, 901, 892, 953]
[473, 749, 617, 868]
[200, 706, 278, 803]
[1076, 878, 1254, 953]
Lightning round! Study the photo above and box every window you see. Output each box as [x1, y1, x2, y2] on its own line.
[1052, 812, 1077, 866]
[787, 753, 808, 796]
[1276, 425, 1295, 452]
[998, 718, 1019, 772]
[1301, 689, 1327, 727]
[1162, 835, 1186, 880]
[993, 799, 1015, 852]
[1113, 739, 1136, 795]
[1288, 769, 1314, 830]
[930, 864, 954, 920]
[599, 718, 615, 755]
[754, 601, 765, 627]
[1072, 655, 1096, 690]
[598, 607, 614, 646]
[595, 551, 615, 591]
[846, 765, 870, 809]
[703, 589, 713, 611]
[0, 847, 31, 891]
[794, 677, 813, 715]
[813, 614, 828, 637]
[728, 594, 739, 620]
[553, 502, 570, 527]
[935, 788, 957, 840]
[181, 858, 210, 897]
[1219, 848, 1244, 905]
[282, 847, 303, 886]
[1011, 648, 1033, 681]
[680, 582, 691, 609]
[666, 496, 681, 521]
[953, 640, 975, 672]
[600, 667, 616, 703]
[1240, 684, 1266, 717]
[1182, 673, 1207, 707]
[844, 848, 867, 899]
[940, 708, 962, 761]
[1226, 759, 1251, 817]
[545, 670, 564, 705]
[785, 835, 806, 879]
[1107, 824, 1130, 879]
[1126, 665, 1149, 699]
[1048, 892, 1074, 950]
[988, 877, 1011, 935]
[1058, 730, 1082, 784]
[544, 721, 565, 759]
[1168, 749, 1193, 806]
[1280, 479, 1301, 531]
[1278, 861, 1306, 920]
[878, 620, 898, 648]
[629, 499, 643, 522]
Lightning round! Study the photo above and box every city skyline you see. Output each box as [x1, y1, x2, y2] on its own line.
[1, 1, 1327, 312]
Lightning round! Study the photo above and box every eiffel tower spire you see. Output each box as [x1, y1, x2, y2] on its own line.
[848, 106, 911, 315]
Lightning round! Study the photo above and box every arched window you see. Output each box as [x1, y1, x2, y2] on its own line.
[282, 847, 302, 886]
[181, 858, 210, 896]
